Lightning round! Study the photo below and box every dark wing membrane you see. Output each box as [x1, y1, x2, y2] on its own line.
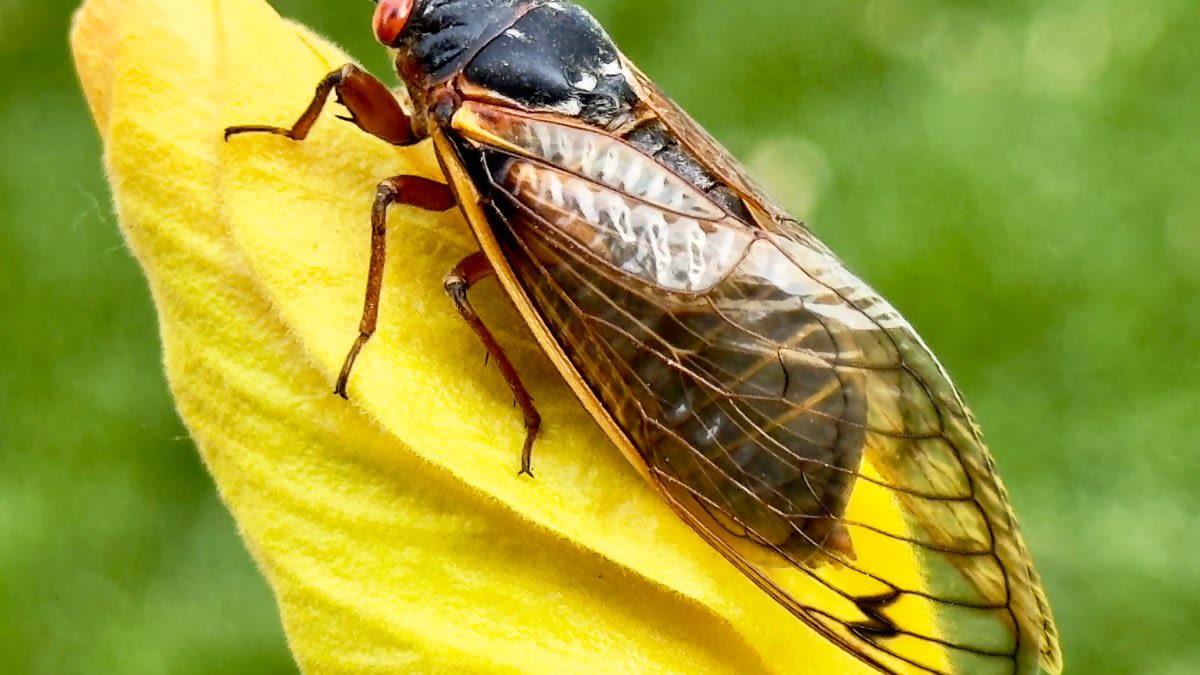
[618, 60, 1062, 674]
[448, 89, 1058, 673]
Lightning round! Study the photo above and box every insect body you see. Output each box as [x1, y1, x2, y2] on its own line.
[225, 1, 1062, 673]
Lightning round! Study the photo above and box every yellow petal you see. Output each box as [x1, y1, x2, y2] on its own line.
[70, 0, 936, 672]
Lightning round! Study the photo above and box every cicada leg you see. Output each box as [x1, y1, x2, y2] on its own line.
[224, 64, 416, 146]
[445, 252, 542, 477]
[335, 175, 457, 398]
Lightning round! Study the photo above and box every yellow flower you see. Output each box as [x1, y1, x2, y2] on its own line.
[70, 0, 933, 672]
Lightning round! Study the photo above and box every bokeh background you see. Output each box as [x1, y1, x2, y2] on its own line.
[2, 0, 1197, 672]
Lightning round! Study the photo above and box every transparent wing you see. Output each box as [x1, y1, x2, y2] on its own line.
[619, 60, 1062, 675]
[448, 95, 1059, 675]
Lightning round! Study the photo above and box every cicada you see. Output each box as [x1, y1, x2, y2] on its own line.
[225, 1, 1062, 673]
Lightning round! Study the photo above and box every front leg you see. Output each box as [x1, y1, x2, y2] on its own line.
[224, 64, 416, 146]
[445, 252, 542, 477]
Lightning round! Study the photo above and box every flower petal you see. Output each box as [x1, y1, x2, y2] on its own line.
[72, 0, 933, 671]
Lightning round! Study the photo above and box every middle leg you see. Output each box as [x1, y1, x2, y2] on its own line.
[335, 175, 456, 398]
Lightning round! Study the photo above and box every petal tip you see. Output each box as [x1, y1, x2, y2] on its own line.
[70, 0, 131, 132]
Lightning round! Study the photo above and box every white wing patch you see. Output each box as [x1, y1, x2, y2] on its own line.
[506, 161, 754, 292]
[455, 104, 725, 220]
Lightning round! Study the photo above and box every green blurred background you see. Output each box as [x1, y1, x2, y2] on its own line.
[2, 0, 1197, 672]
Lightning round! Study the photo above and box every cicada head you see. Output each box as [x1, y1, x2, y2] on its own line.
[373, 0, 639, 133]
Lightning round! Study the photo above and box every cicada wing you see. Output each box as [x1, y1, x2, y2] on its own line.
[444, 94, 1059, 674]
[620, 58, 1062, 674]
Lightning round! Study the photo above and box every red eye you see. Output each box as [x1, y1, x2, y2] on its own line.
[373, 0, 414, 46]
